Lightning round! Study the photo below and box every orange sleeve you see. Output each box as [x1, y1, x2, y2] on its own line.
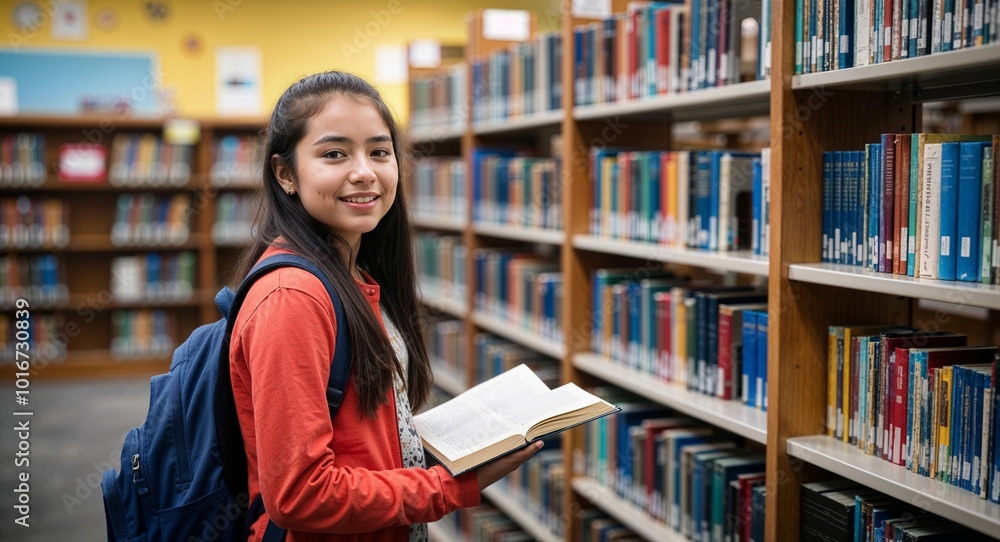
[235, 274, 480, 534]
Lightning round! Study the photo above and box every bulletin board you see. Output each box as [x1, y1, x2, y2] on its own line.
[0, 49, 159, 115]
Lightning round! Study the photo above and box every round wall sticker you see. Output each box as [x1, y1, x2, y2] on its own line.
[95, 7, 119, 31]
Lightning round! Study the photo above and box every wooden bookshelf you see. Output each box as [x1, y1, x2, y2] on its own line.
[571, 477, 685, 542]
[787, 435, 1000, 537]
[574, 353, 769, 444]
[0, 116, 264, 377]
[402, 0, 1000, 540]
[481, 486, 563, 542]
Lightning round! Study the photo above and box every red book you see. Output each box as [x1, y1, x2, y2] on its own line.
[655, 7, 671, 94]
[655, 291, 673, 380]
[642, 417, 696, 514]
[894, 134, 911, 275]
[882, 0, 894, 62]
[717, 302, 766, 400]
[881, 331, 967, 463]
[738, 472, 767, 542]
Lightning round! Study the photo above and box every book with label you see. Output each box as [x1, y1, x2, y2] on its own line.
[413, 364, 620, 475]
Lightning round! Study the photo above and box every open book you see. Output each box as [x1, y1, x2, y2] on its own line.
[413, 364, 620, 475]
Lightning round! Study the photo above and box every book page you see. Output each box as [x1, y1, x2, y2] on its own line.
[414, 364, 552, 460]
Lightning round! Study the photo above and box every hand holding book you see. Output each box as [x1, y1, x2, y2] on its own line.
[414, 364, 620, 475]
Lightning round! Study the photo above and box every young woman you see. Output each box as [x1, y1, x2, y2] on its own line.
[229, 71, 542, 541]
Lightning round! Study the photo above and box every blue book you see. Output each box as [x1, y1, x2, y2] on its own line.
[757, 310, 769, 411]
[852, 150, 866, 266]
[949, 365, 966, 485]
[907, 136, 920, 276]
[867, 144, 881, 270]
[742, 310, 759, 407]
[823, 152, 835, 262]
[838, 0, 855, 68]
[695, 151, 713, 248]
[992, 357, 1000, 503]
[938, 141, 961, 281]
[956, 141, 991, 281]
[752, 157, 763, 255]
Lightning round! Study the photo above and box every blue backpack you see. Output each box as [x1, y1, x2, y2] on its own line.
[101, 254, 351, 542]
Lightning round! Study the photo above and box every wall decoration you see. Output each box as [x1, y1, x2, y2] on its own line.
[215, 46, 261, 116]
[51, 0, 88, 41]
[144, 1, 170, 23]
[11, 1, 44, 32]
[182, 33, 202, 54]
[94, 7, 118, 31]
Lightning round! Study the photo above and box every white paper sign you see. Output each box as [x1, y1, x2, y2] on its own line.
[409, 39, 442, 69]
[215, 47, 262, 116]
[52, 0, 88, 41]
[0, 78, 18, 116]
[375, 45, 407, 84]
[572, 0, 612, 19]
[482, 9, 530, 41]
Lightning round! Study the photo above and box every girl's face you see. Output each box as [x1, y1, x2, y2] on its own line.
[274, 94, 398, 251]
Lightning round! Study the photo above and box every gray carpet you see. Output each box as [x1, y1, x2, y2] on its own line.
[0, 377, 151, 542]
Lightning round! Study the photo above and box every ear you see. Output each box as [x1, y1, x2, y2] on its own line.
[271, 154, 295, 193]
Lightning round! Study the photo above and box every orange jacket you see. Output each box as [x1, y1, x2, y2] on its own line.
[230, 247, 480, 541]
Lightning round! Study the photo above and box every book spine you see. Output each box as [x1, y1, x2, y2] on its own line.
[938, 142, 961, 281]
[956, 142, 987, 281]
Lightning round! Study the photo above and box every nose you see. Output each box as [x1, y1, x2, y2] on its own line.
[348, 157, 376, 184]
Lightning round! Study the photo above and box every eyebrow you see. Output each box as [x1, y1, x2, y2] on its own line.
[312, 134, 392, 146]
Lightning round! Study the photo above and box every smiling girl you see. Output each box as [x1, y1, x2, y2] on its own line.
[228, 72, 541, 541]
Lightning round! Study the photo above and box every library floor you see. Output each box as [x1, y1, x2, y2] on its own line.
[0, 376, 150, 542]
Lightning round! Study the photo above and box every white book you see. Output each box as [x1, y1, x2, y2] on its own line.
[413, 364, 618, 475]
[856, 0, 871, 66]
[919, 143, 943, 279]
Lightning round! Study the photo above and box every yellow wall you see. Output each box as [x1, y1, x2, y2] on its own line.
[0, 0, 561, 122]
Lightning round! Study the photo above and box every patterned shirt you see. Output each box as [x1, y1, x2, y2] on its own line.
[381, 307, 430, 542]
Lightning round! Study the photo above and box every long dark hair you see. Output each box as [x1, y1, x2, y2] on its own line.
[236, 71, 431, 417]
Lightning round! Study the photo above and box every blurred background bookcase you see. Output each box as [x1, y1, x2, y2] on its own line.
[408, 1, 1000, 541]
[1, 115, 262, 379]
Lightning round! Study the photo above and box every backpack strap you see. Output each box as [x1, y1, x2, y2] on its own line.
[215, 253, 352, 542]
[239, 254, 352, 417]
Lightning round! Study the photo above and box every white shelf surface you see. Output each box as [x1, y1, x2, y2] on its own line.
[573, 235, 769, 276]
[573, 80, 771, 122]
[571, 477, 685, 542]
[417, 279, 467, 318]
[427, 520, 462, 542]
[472, 110, 563, 135]
[481, 486, 562, 542]
[787, 435, 1000, 538]
[788, 262, 1000, 311]
[574, 353, 768, 444]
[793, 43, 1000, 90]
[412, 214, 467, 232]
[472, 311, 566, 359]
[472, 223, 565, 245]
[408, 124, 465, 143]
[430, 361, 467, 396]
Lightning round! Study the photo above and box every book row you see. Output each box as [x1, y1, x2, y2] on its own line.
[0, 313, 66, 365]
[412, 157, 466, 224]
[111, 193, 192, 247]
[473, 249, 564, 344]
[434, 501, 556, 542]
[472, 151, 564, 231]
[797, 0, 1000, 74]
[592, 269, 770, 408]
[210, 134, 259, 186]
[591, 148, 771, 254]
[212, 192, 256, 245]
[821, 134, 999, 284]
[110, 252, 197, 303]
[582, 399, 767, 541]
[416, 233, 467, 294]
[409, 64, 467, 133]
[110, 308, 176, 360]
[826, 325, 1000, 501]
[425, 316, 467, 384]
[0, 133, 45, 187]
[800, 477, 997, 541]
[0, 196, 70, 249]
[107, 133, 193, 187]
[0, 254, 67, 309]
[472, 32, 563, 123]
[572, 0, 768, 106]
